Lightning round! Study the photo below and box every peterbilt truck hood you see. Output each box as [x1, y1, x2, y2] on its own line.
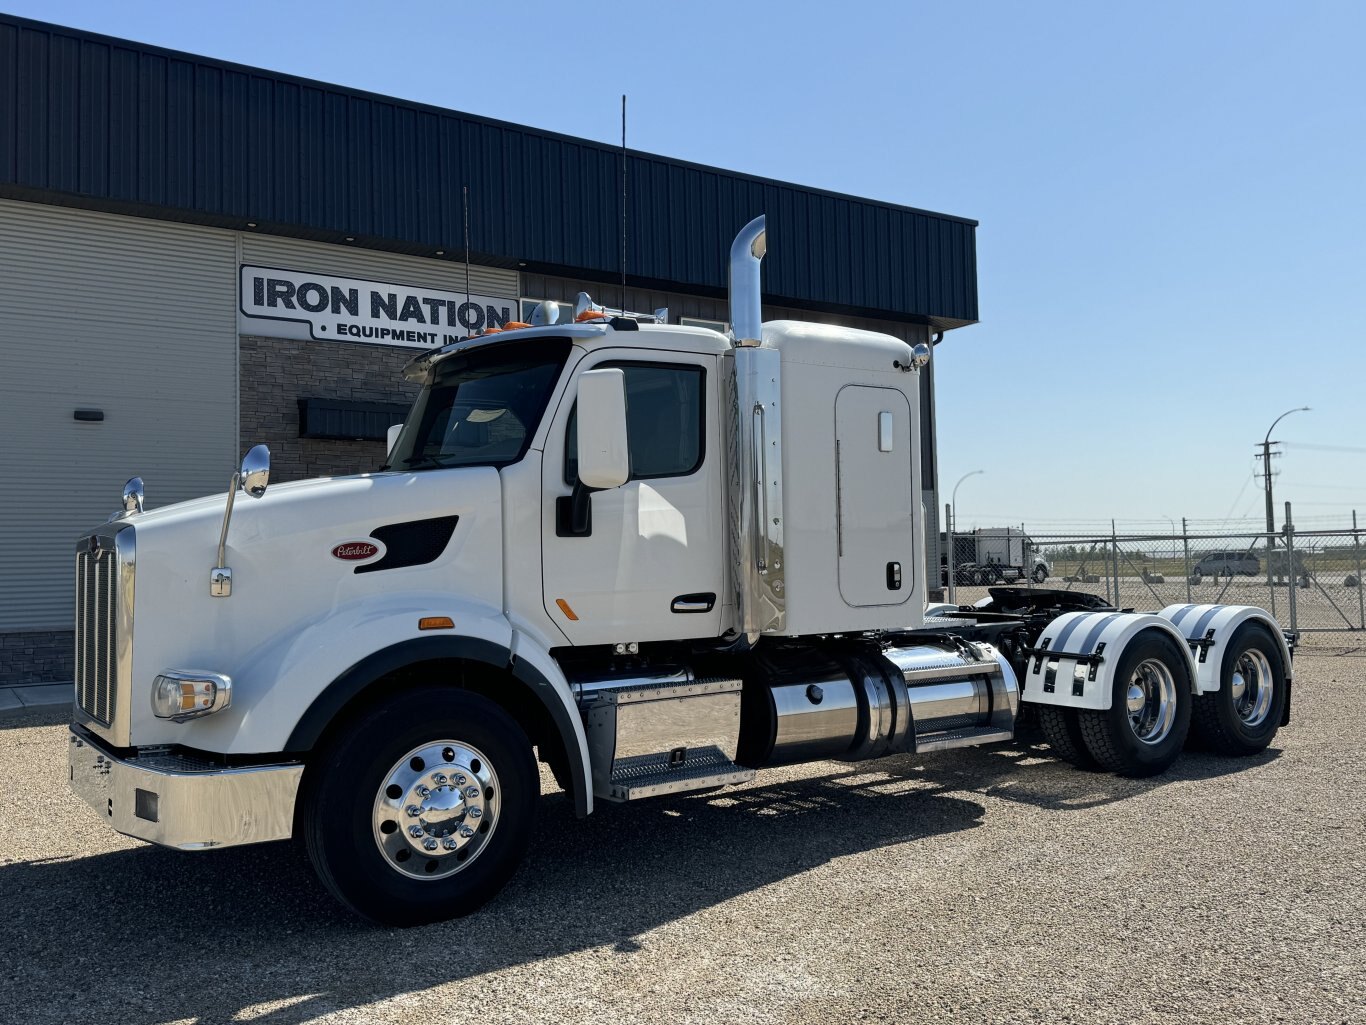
[92, 469, 506, 750]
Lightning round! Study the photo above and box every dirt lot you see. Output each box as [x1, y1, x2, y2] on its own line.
[1, 655, 1363, 1025]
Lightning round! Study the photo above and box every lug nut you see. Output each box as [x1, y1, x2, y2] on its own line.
[417, 786, 431, 798]
[459, 824, 475, 838]
[408, 825, 423, 838]
[468, 807, 482, 819]
[423, 838, 438, 851]
[464, 785, 480, 799]
[432, 773, 447, 785]
[443, 837, 458, 851]
[454, 774, 467, 786]
[406, 805, 421, 817]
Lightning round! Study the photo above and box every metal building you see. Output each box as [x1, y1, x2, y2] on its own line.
[0, 13, 979, 684]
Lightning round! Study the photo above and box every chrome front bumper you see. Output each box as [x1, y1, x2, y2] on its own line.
[68, 727, 303, 850]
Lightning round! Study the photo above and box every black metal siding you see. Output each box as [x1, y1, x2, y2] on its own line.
[0, 15, 977, 326]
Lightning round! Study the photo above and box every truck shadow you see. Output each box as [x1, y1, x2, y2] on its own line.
[0, 745, 1277, 1025]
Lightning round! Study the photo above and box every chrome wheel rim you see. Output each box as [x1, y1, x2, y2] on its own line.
[1230, 649, 1274, 727]
[371, 741, 499, 881]
[1124, 659, 1177, 745]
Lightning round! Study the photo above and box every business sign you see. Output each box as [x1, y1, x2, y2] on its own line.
[238, 265, 517, 350]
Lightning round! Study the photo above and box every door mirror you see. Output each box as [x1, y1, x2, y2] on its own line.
[576, 369, 630, 489]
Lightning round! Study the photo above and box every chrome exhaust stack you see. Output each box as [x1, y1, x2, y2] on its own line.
[725, 213, 784, 645]
[728, 215, 767, 347]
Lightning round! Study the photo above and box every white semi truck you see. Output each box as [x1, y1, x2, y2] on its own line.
[947, 527, 1052, 585]
[68, 217, 1294, 925]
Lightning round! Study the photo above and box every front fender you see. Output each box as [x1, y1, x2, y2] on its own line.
[509, 630, 592, 817]
[1021, 611, 1198, 711]
[173, 592, 512, 753]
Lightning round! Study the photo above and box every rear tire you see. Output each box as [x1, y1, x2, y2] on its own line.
[1191, 622, 1286, 756]
[1038, 706, 1099, 769]
[300, 687, 538, 926]
[1078, 632, 1193, 777]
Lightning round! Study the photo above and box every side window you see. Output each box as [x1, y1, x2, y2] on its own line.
[565, 363, 705, 484]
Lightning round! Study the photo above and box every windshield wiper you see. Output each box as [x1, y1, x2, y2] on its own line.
[401, 453, 467, 470]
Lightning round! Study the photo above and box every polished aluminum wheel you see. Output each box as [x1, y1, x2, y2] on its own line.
[1230, 649, 1274, 728]
[1124, 658, 1178, 745]
[371, 741, 499, 881]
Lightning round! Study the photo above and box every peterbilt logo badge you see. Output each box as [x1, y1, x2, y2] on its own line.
[87, 535, 104, 559]
[331, 542, 380, 561]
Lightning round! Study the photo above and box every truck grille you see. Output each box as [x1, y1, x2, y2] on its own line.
[75, 545, 119, 727]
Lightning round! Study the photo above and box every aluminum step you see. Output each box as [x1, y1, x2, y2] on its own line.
[913, 726, 1014, 754]
[600, 744, 755, 802]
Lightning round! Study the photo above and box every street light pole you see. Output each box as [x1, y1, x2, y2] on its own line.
[1262, 407, 1309, 545]
[947, 470, 984, 604]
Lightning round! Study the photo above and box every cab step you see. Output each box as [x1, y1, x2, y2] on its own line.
[602, 745, 755, 802]
[913, 726, 1014, 754]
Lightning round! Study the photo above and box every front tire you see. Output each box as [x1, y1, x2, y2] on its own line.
[1032, 565, 1048, 584]
[1190, 622, 1286, 756]
[1077, 632, 1193, 777]
[300, 687, 538, 926]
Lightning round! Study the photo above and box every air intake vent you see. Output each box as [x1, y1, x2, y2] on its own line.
[355, 516, 460, 574]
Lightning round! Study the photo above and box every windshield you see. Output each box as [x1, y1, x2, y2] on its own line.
[389, 338, 571, 471]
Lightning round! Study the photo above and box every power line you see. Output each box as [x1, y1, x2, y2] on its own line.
[1283, 441, 1366, 455]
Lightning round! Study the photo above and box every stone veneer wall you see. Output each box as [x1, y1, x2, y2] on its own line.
[239, 335, 421, 482]
[0, 630, 73, 686]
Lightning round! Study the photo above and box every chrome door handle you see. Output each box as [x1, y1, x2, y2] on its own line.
[671, 593, 716, 613]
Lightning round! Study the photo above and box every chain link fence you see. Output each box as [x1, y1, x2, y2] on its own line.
[941, 505, 1366, 649]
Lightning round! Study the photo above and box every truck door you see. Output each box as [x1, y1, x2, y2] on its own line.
[541, 350, 723, 644]
[834, 385, 915, 607]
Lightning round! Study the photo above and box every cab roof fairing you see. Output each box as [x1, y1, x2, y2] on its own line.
[401, 322, 733, 382]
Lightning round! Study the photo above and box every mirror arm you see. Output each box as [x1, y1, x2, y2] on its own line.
[215, 472, 240, 571]
[556, 479, 600, 538]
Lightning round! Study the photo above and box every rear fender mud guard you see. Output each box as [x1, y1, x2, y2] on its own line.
[1021, 611, 1197, 712]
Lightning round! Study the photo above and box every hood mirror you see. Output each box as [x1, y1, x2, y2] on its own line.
[240, 445, 270, 498]
[121, 477, 145, 515]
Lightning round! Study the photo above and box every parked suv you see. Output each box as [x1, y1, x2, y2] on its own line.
[1191, 550, 1260, 582]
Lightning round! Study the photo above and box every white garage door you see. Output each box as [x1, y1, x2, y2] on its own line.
[0, 199, 237, 631]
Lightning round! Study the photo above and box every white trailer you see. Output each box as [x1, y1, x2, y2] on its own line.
[67, 217, 1294, 925]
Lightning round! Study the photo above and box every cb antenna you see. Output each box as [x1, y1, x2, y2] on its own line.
[620, 94, 627, 308]
[462, 184, 472, 314]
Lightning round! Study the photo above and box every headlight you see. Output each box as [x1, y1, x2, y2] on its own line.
[151, 670, 232, 722]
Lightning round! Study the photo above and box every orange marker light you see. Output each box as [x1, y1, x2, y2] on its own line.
[555, 599, 579, 622]
[502, 321, 531, 331]
[575, 310, 608, 323]
[419, 616, 455, 630]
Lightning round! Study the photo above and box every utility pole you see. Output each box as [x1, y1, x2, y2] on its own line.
[1260, 407, 1310, 547]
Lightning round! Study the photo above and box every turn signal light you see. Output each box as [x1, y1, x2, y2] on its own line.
[151, 670, 232, 723]
[419, 616, 455, 630]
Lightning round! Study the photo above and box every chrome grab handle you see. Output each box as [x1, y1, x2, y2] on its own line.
[753, 402, 769, 573]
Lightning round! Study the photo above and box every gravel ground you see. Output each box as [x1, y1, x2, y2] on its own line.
[1, 655, 1362, 1025]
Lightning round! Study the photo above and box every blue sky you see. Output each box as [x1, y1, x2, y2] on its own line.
[11, 1, 1365, 531]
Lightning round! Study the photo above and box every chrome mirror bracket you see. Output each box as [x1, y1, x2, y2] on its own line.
[210, 471, 240, 597]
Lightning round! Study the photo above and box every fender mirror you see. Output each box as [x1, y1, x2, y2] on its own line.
[575, 369, 629, 490]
